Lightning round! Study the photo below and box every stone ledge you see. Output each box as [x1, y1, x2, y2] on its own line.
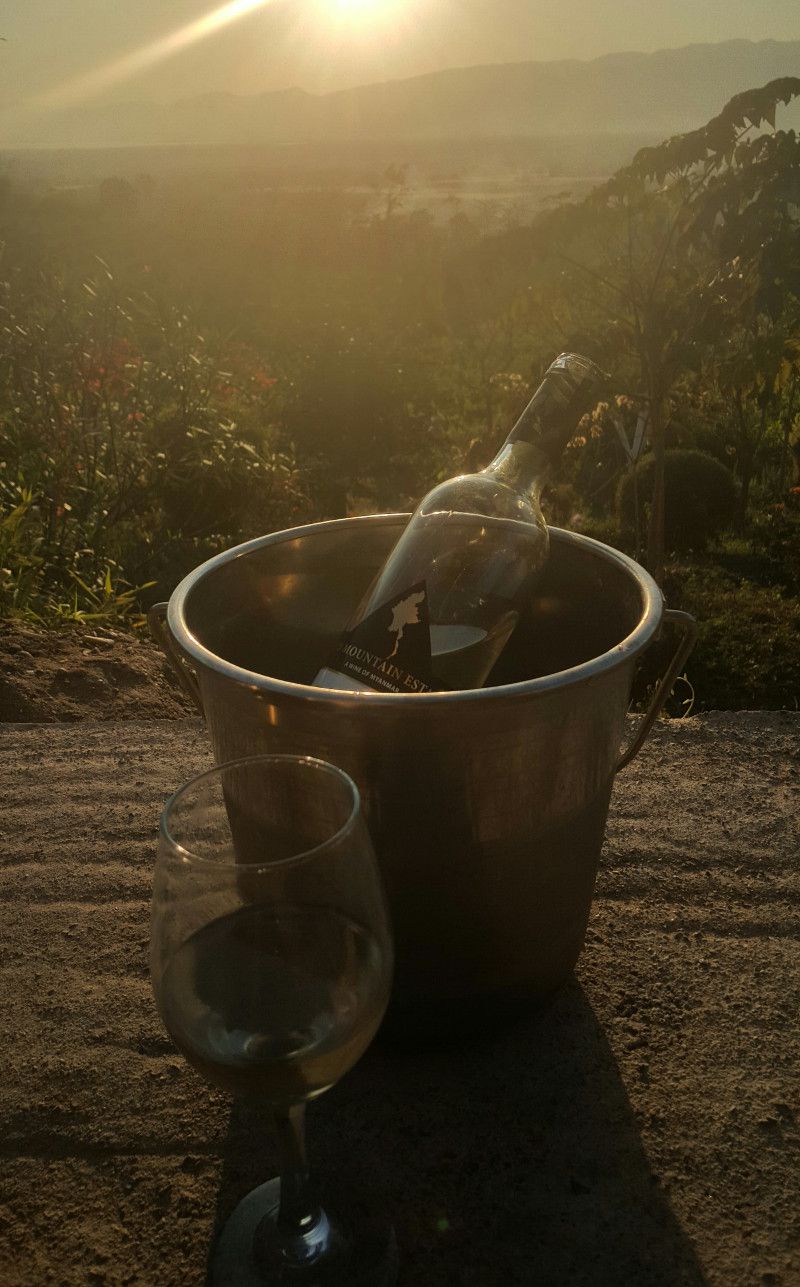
[0, 715, 797, 1285]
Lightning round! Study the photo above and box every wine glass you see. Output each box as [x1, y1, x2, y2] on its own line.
[150, 754, 396, 1285]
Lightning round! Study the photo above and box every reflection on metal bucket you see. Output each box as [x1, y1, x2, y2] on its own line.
[151, 515, 696, 1033]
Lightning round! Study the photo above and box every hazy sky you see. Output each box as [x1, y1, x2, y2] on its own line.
[2, 0, 800, 107]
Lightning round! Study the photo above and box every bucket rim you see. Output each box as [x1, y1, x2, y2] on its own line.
[167, 513, 664, 705]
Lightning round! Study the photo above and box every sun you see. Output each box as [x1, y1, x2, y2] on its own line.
[333, 0, 386, 13]
[324, 0, 403, 28]
[312, 0, 422, 47]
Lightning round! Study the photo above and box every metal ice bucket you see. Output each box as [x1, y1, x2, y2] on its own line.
[151, 515, 695, 1031]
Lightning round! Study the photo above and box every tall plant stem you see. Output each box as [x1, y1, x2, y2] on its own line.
[647, 392, 666, 585]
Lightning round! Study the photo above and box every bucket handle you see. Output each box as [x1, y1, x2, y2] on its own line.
[148, 602, 204, 713]
[616, 608, 698, 772]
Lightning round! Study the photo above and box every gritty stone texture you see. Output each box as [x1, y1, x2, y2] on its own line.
[0, 713, 798, 1286]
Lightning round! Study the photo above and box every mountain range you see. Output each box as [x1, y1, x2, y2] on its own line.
[3, 39, 799, 151]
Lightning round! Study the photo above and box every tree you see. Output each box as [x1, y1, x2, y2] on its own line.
[707, 324, 800, 525]
[526, 78, 800, 581]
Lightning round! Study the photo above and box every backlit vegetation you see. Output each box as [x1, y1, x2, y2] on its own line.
[2, 81, 799, 708]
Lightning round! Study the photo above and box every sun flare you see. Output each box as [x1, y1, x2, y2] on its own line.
[334, 0, 385, 12]
[320, 0, 409, 32]
[28, 0, 275, 112]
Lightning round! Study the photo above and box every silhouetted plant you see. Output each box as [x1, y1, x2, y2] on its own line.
[616, 450, 738, 553]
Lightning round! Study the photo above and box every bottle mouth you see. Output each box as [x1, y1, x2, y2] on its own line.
[549, 351, 610, 388]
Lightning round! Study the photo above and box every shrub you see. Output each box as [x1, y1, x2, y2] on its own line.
[663, 563, 800, 711]
[747, 498, 800, 597]
[0, 272, 311, 622]
[616, 449, 739, 553]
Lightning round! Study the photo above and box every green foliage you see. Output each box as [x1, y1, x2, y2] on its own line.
[665, 563, 800, 711]
[0, 483, 44, 617]
[0, 480, 153, 624]
[0, 267, 310, 619]
[517, 75, 800, 577]
[275, 323, 451, 515]
[622, 78, 800, 184]
[0, 94, 799, 713]
[748, 498, 800, 597]
[616, 450, 739, 553]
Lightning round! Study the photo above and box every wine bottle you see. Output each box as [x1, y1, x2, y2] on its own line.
[314, 352, 606, 694]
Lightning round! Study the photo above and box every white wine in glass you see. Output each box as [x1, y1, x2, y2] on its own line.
[150, 754, 396, 1286]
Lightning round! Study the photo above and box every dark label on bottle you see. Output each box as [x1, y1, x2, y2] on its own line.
[328, 582, 436, 694]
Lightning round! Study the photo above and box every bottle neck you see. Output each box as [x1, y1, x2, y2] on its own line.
[479, 353, 605, 500]
[503, 352, 605, 470]
[482, 439, 550, 498]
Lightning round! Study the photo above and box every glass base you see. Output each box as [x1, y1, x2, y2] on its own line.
[210, 1177, 398, 1286]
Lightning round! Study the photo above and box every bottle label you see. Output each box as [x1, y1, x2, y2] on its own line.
[327, 582, 435, 694]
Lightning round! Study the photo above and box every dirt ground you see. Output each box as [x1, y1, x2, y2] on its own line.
[0, 621, 196, 722]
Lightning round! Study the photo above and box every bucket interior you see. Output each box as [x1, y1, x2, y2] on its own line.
[183, 520, 648, 688]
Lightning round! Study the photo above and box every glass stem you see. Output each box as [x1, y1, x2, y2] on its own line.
[268, 1102, 333, 1268]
